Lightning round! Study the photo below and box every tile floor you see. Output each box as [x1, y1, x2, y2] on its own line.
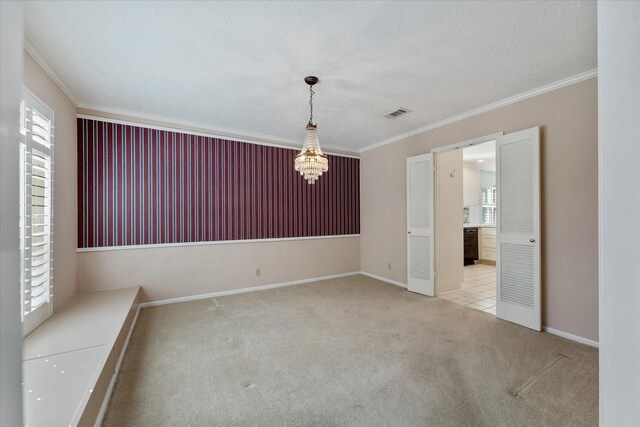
[438, 263, 496, 315]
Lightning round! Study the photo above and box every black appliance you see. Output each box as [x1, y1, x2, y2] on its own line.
[464, 227, 478, 266]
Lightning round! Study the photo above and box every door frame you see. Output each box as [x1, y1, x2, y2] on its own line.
[431, 132, 503, 296]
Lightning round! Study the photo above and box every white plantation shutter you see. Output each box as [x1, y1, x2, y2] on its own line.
[20, 90, 54, 333]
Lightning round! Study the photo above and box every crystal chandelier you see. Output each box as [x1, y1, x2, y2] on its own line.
[295, 76, 328, 184]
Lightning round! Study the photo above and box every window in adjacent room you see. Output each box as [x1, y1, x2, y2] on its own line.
[481, 185, 497, 225]
[20, 89, 54, 336]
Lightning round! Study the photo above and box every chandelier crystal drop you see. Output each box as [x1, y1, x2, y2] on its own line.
[295, 76, 328, 184]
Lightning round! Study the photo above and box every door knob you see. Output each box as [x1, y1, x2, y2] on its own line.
[530, 239, 535, 243]
[408, 231, 412, 234]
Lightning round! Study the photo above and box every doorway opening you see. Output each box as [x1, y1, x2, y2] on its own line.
[406, 128, 541, 331]
[435, 139, 497, 316]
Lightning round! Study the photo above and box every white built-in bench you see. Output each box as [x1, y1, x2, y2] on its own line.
[23, 287, 140, 427]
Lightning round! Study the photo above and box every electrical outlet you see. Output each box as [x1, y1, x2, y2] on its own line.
[388, 262, 392, 270]
[256, 268, 261, 277]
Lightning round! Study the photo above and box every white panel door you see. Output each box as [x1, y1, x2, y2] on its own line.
[496, 127, 541, 330]
[407, 153, 435, 296]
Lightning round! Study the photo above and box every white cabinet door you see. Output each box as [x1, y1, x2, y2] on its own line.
[496, 127, 541, 331]
[407, 153, 435, 296]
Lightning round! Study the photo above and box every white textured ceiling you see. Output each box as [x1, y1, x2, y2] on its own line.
[24, 1, 596, 152]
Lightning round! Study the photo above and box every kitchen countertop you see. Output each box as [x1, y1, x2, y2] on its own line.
[463, 224, 496, 228]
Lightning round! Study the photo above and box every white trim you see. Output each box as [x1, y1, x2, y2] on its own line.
[138, 272, 361, 308]
[359, 271, 407, 289]
[24, 36, 596, 155]
[77, 111, 359, 157]
[94, 305, 140, 427]
[77, 234, 360, 253]
[596, 25, 605, 422]
[24, 39, 80, 106]
[431, 132, 503, 153]
[24, 39, 357, 154]
[542, 325, 599, 348]
[359, 69, 598, 153]
[24, 37, 354, 153]
[114, 306, 140, 383]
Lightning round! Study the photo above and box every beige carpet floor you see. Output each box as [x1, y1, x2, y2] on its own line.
[103, 275, 598, 426]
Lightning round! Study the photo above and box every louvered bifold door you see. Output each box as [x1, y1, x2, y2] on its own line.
[496, 127, 541, 330]
[407, 153, 435, 296]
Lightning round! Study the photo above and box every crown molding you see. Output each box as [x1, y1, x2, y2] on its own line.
[23, 39, 358, 155]
[360, 68, 598, 153]
[25, 34, 595, 155]
[77, 106, 360, 158]
[24, 38, 80, 106]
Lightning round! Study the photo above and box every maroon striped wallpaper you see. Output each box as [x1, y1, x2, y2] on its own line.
[77, 118, 360, 248]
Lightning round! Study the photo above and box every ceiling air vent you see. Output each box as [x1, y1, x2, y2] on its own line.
[384, 108, 412, 119]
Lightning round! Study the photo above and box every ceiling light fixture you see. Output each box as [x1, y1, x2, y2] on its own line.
[478, 159, 485, 163]
[295, 76, 328, 184]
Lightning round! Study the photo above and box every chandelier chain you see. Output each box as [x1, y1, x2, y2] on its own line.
[309, 85, 315, 124]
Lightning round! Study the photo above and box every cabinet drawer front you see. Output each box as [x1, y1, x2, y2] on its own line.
[481, 235, 496, 249]
[480, 227, 496, 236]
[483, 247, 496, 261]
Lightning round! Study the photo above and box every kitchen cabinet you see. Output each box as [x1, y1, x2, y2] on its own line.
[463, 166, 479, 207]
[479, 227, 496, 262]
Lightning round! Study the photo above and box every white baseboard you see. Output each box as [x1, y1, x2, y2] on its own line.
[357, 274, 598, 348]
[359, 271, 407, 288]
[542, 325, 599, 348]
[89, 276, 596, 427]
[138, 272, 361, 308]
[94, 305, 141, 427]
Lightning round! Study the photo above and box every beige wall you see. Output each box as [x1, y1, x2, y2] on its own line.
[434, 149, 463, 294]
[27, 47, 598, 341]
[23, 52, 78, 311]
[361, 78, 598, 341]
[78, 236, 360, 302]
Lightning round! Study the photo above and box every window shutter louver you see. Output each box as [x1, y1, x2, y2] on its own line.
[20, 91, 54, 328]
